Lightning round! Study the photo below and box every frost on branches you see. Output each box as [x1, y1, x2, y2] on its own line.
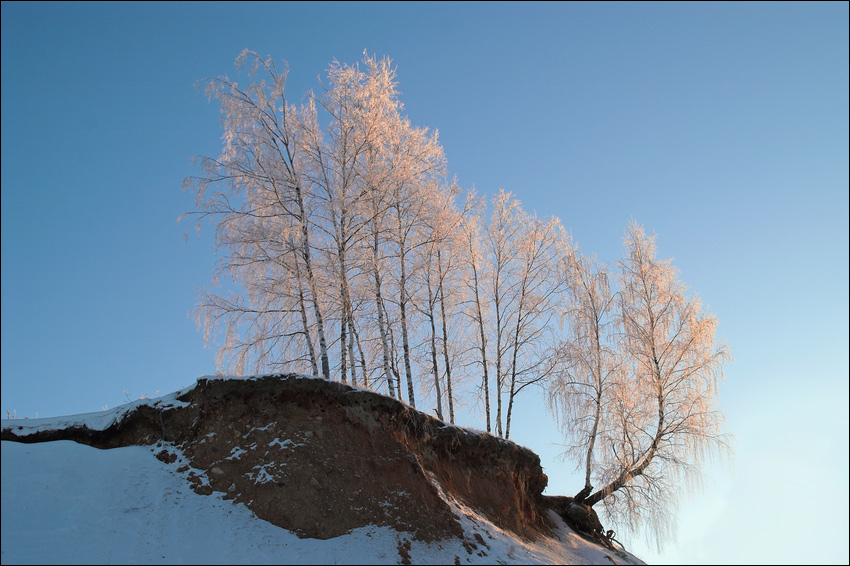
[549, 221, 731, 548]
[181, 50, 732, 550]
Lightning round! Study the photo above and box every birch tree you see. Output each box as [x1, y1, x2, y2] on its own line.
[297, 54, 394, 384]
[547, 250, 622, 502]
[432, 186, 469, 425]
[183, 50, 448, 388]
[502, 214, 568, 439]
[380, 120, 447, 408]
[182, 50, 331, 377]
[414, 182, 466, 422]
[549, 221, 732, 548]
[361, 149, 398, 396]
[486, 189, 524, 437]
[459, 193, 494, 431]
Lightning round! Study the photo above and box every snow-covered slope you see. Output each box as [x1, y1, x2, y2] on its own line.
[1, 375, 645, 565]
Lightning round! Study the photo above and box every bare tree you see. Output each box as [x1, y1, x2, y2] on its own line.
[486, 189, 524, 437]
[183, 50, 448, 390]
[503, 214, 568, 439]
[458, 193, 493, 431]
[182, 50, 331, 377]
[297, 53, 393, 383]
[436, 244, 461, 424]
[413, 181, 467, 422]
[549, 221, 732, 548]
[363, 184, 397, 396]
[432, 185, 470, 425]
[380, 122, 447, 408]
[548, 250, 622, 502]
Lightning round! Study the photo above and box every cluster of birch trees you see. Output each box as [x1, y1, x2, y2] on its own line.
[183, 50, 731, 544]
[183, 51, 568, 438]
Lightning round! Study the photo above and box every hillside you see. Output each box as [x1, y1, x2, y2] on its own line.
[1, 374, 645, 564]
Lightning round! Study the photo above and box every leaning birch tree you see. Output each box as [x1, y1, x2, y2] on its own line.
[548, 249, 622, 502]
[550, 221, 732, 548]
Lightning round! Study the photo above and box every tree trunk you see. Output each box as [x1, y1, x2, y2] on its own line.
[427, 274, 443, 421]
[336, 217, 353, 384]
[585, 370, 665, 507]
[494, 278, 504, 438]
[582, 322, 604, 498]
[472, 263, 491, 433]
[372, 231, 395, 397]
[340, 293, 348, 383]
[437, 250, 455, 424]
[295, 184, 330, 379]
[398, 239, 416, 408]
[387, 320, 403, 400]
[573, 484, 593, 504]
[505, 283, 527, 440]
[291, 244, 318, 377]
[350, 320, 368, 388]
[347, 318, 358, 386]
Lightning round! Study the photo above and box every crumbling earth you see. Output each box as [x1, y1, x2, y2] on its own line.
[2, 374, 555, 547]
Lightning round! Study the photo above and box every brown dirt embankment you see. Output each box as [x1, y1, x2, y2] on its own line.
[2, 374, 551, 542]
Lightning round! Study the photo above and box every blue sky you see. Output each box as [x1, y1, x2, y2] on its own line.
[2, 2, 847, 564]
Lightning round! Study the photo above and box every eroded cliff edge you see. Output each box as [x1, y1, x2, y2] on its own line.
[2, 374, 551, 543]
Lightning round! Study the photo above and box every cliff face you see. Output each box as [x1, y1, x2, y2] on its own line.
[2, 375, 550, 544]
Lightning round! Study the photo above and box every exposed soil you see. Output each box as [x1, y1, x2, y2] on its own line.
[2, 375, 553, 544]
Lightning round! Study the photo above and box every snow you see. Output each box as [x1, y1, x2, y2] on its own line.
[3, 390, 191, 437]
[1, 384, 645, 565]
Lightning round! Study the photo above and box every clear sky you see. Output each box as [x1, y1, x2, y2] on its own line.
[2, 2, 847, 564]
